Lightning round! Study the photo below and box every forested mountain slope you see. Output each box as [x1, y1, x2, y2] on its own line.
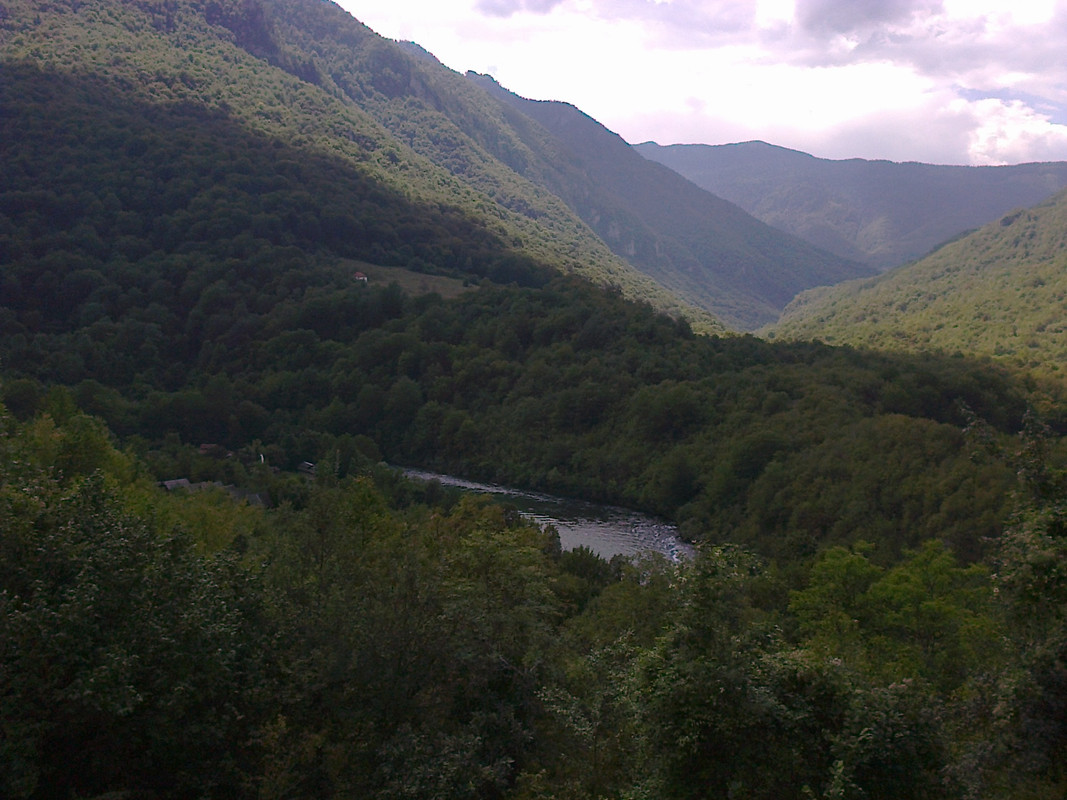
[0, 0, 1056, 571]
[238, 0, 869, 331]
[638, 140, 1067, 269]
[467, 76, 870, 329]
[7, 402, 1066, 800]
[0, 0, 716, 327]
[769, 188, 1067, 374]
[5, 1, 1067, 798]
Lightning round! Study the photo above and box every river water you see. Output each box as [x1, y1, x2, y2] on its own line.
[402, 468, 693, 561]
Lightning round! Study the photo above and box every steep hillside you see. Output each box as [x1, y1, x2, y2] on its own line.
[769, 189, 1067, 375]
[637, 140, 1067, 270]
[7, 5, 1067, 797]
[0, 0, 1038, 548]
[471, 78, 870, 329]
[0, 0, 718, 328]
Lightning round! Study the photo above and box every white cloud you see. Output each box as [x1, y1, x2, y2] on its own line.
[942, 0, 1056, 27]
[964, 98, 1067, 164]
[793, 0, 943, 36]
[619, 79, 975, 163]
[474, 0, 565, 17]
[336, 0, 1067, 164]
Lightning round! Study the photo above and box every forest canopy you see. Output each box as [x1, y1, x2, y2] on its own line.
[4, 0, 1067, 797]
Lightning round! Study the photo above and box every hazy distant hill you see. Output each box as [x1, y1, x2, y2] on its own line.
[637, 140, 1067, 270]
[470, 78, 870, 329]
[769, 188, 1067, 374]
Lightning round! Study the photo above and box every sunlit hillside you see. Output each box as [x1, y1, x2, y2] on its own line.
[770, 189, 1067, 377]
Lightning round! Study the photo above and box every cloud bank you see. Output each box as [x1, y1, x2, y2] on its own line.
[341, 0, 1067, 164]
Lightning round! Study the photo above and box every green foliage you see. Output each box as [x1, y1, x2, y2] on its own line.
[3, 262, 1026, 564]
[771, 189, 1067, 375]
[351, 286, 1021, 563]
[3, 404, 1067, 798]
[0, 408, 566, 798]
[965, 421, 1067, 797]
[791, 541, 1005, 692]
[247, 480, 565, 798]
[0, 464, 271, 799]
[627, 548, 954, 800]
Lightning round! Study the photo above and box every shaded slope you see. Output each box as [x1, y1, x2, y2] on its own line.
[0, 0, 1043, 575]
[769, 189, 1067, 376]
[255, 0, 724, 327]
[0, 0, 718, 329]
[638, 140, 1067, 270]
[468, 78, 871, 330]
[0, 62, 560, 377]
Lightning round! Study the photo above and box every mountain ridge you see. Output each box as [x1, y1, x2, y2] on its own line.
[0, 0, 725, 328]
[468, 75, 872, 329]
[0, 0, 885, 332]
[637, 140, 1067, 270]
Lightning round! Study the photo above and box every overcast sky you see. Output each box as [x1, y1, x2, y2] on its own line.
[335, 0, 1067, 166]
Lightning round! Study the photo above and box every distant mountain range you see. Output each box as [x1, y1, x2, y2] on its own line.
[768, 188, 1067, 374]
[637, 141, 1067, 271]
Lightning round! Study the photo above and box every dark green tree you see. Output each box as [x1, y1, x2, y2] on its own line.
[0, 473, 272, 799]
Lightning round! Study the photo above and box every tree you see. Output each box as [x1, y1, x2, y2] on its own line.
[791, 541, 1003, 692]
[979, 416, 1067, 796]
[0, 474, 272, 799]
[627, 547, 956, 800]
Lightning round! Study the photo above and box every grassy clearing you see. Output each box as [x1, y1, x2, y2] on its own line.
[339, 259, 474, 300]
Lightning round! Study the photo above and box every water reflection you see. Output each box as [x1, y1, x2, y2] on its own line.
[402, 468, 693, 561]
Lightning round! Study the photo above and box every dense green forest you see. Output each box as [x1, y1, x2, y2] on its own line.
[770, 188, 1067, 375]
[4, 372, 1067, 799]
[4, 0, 1067, 797]
[0, 0, 715, 328]
[4, 268, 1042, 567]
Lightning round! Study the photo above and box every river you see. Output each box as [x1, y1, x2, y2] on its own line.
[402, 468, 693, 561]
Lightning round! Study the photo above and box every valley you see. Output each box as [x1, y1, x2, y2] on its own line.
[2, 0, 1067, 798]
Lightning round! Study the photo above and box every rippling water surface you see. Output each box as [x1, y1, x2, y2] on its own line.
[403, 468, 692, 561]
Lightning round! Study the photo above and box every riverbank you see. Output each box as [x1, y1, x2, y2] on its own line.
[401, 468, 693, 561]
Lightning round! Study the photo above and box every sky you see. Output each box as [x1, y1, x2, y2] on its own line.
[335, 0, 1067, 166]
